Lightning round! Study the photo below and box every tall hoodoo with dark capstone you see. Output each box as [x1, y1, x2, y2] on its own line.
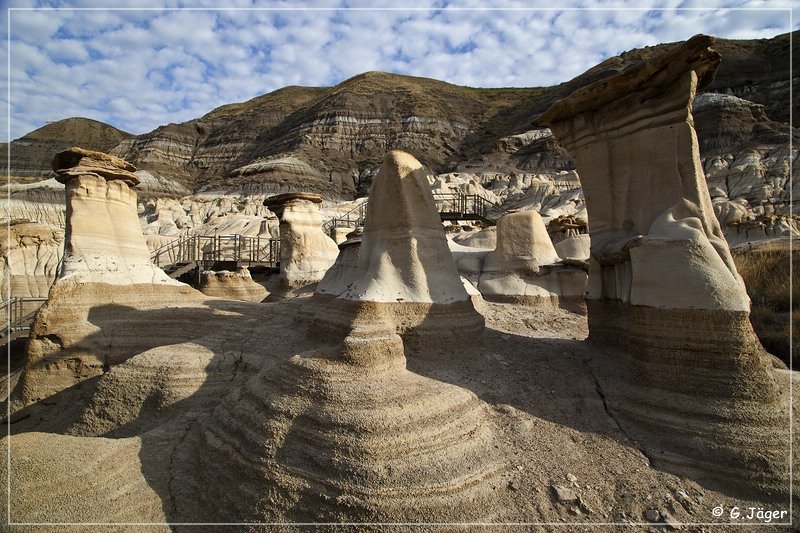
[539, 35, 788, 497]
[13, 147, 202, 408]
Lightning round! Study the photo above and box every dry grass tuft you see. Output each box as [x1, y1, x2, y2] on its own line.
[732, 242, 797, 366]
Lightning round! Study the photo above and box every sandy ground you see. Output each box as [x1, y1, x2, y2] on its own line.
[2, 297, 797, 531]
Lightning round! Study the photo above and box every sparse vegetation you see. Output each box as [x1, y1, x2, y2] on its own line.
[732, 242, 798, 366]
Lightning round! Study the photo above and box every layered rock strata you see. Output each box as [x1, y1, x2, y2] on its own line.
[13, 147, 202, 408]
[478, 211, 587, 306]
[195, 151, 504, 522]
[539, 35, 788, 497]
[264, 192, 339, 291]
[197, 267, 268, 302]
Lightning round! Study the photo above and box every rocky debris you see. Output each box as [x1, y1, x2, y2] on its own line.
[547, 214, 588, 243]
[552, 485, 578, 503]
[197, 267, 268, 302]
[478, 211, 587, 307]
[540, 34, 789, 496]
[263, 192, 339, 292]
[645, 509, 661, 522]
[12, 147, 204, 409]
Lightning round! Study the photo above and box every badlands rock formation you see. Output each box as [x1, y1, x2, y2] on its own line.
[195, 150, 504, 523]
[540, 35, 788, 496]
[0, 220, 63, 300]
[13, 148, 203, 408]
[197, 266, 268, 302]
[314, 227, 362, 298]
[264, 192, 339, 292]
[478, 211, 587, 307]
[312, 151, 485, 349]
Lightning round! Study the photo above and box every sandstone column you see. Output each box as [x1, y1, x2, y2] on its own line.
[539, 35, 788, 496]
[197, 151, 506, 522]
[263, 192, 338, 290]
[312, 150, 485, 353]
[14, 148, 201, 407]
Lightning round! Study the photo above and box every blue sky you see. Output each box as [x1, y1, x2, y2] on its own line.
[2, 0, 797, 140]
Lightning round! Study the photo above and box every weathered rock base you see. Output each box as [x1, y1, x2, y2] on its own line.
[197, 266, 268, 302]
[195, 342, 508, 523]
[587, 301, 789, 500]
[13, 281, 205, 410]
[309, 297, 486, 358]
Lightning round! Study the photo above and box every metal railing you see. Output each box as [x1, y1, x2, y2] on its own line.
[1, 296, 49, 343]
[323, 201, 368, 234]
[322, 192, 507, 235]
[150, 234, 281, 270]
[432, 192, 496, 220]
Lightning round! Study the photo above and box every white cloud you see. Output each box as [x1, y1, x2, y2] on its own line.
[2, 2, 798, 141]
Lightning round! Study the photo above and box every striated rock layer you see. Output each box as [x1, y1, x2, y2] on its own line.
[13, 148, 203, 409]
[195, 150, 504, 522]
[540, 35, 789, 497]
[196, 340, 507, 523]
[197, 266, 268, 302]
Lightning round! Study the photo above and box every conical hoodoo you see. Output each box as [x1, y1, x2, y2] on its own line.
[539, 35, 789, 499]
[312, 150, 485, 354]
[196, 150, 508, 523]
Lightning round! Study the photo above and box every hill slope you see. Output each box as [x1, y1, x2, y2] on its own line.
[4, 31, 796, 201]
[3, 118, 133, 182]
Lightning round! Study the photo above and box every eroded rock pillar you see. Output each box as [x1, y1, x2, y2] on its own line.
[14, 148, 201, 407]
[539, 35, 788, 497]
[312, 150, 485, 355]
[478, 210, 587, 307]
[263, 192, 338, 290]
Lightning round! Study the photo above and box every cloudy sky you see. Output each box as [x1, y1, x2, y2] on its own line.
[2, 0, 797, 140]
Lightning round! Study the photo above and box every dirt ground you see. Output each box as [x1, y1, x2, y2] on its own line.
[3, 296, 798, 530]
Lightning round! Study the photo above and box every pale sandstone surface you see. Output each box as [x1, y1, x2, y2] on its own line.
[197, 266, 268, 302]
[478, 211, 588, 305]
[554, 233, 591, 263]
[343, 151, 471, 305]
[314, 228, 362, 297]
[311, 151, 485, 350]
[0, 220, 63, 300]
[540, 34, 789, 496]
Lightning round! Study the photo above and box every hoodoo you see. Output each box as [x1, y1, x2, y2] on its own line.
[196, 150, 507, 522]
[13, 147, 203, 408]
[313, 150, 485, 349]
[478, 210, 587, 308]
[539, 35, 789, 496]
[263, 191, 339, 292]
